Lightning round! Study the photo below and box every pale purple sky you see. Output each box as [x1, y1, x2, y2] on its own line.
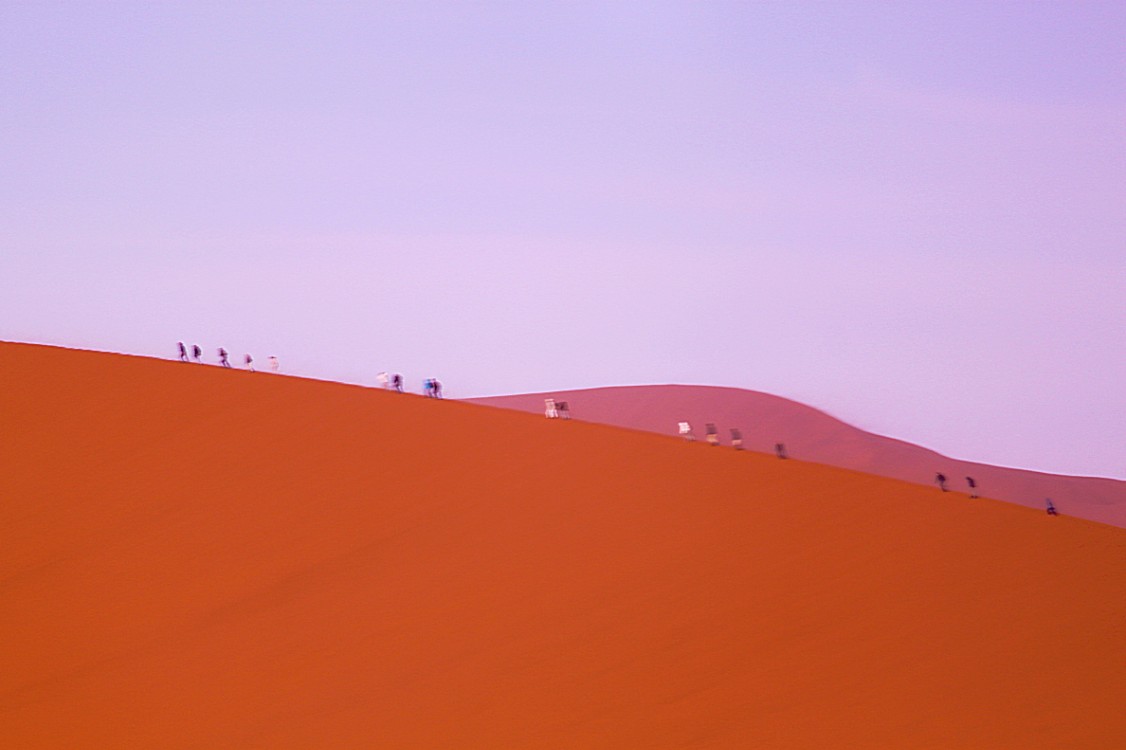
[2, 1, 1123, 478]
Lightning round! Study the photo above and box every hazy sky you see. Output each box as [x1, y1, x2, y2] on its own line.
[3, 1, 1123, 478]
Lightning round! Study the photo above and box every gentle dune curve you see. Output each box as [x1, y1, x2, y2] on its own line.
[469, 386, 1126, 528]
[2, 342, 1125, 748]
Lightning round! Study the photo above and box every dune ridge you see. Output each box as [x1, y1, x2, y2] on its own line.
[2, 342, 1125, 748]
[470, 386, 1126, 528]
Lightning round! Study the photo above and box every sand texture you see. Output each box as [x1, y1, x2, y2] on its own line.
[3, 342, 1125, 747]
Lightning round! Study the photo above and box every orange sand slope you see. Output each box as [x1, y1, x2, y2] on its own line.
[471, 386, 1126, 528]
[2, 342, 1125, 748]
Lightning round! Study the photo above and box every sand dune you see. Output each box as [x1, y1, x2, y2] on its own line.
[470, 386, 1126, 528]
[3, 342, 1125, 747]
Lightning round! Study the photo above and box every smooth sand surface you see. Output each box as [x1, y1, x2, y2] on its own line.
[471, 386, 1126, 528]
[3, 342, 1125, 748]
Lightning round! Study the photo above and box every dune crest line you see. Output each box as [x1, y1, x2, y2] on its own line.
[470, 386, 1125, 528]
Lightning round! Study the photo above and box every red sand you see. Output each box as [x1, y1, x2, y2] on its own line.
[471, 386, 1126, 528]
[3, 342, 1125, 748]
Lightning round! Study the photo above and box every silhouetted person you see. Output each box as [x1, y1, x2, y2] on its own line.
[178, 341, 187, 362]
[775, 443, 787, 459]
[433, 379, 442, 398]
[678, 421, 694, 441]
[244, 353, 254, 371]
[392, 373, 403, 392]
[423, 378, 434, 397]
[966, 476, 978, 498]
[730, 428, 743, 450]
[192, 344, 202, 363]
[218, 348, 230, 368]
[1046, 499, 1059, 516]
[705, 423, 719, 446]
[935, 473, 948, 492]
[557, 401, 570, 420]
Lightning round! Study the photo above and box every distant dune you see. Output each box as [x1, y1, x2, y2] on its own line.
[3, 342, 1125, 748]
[470, 386, 1126, 528]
